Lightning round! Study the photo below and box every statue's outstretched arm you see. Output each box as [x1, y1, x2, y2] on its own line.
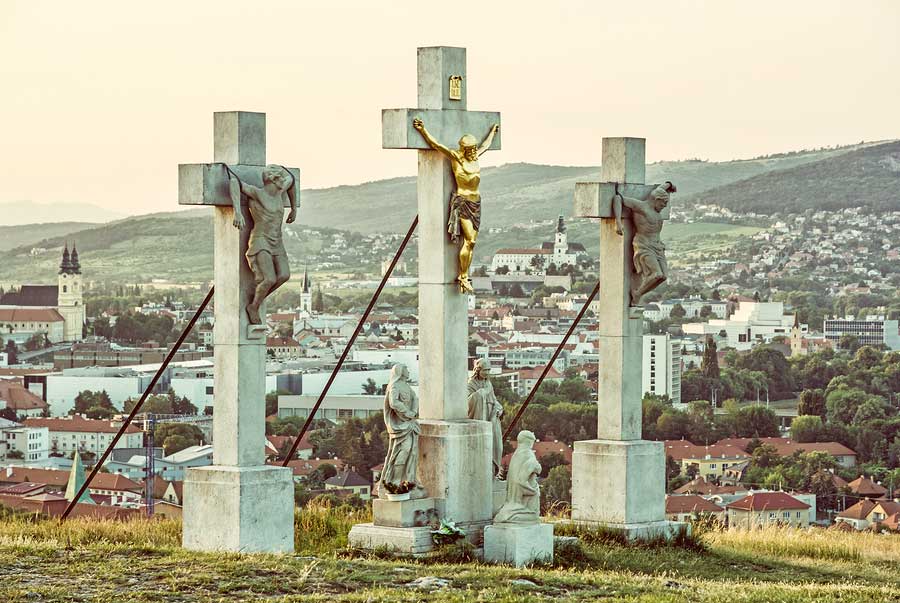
[413, 118, 454, 159]
[478, 124, 500, 157]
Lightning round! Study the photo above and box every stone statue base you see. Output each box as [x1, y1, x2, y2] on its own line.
[183, 465, 294, 553]
[373, 497, 443, 528]
[570, 439, 688, 542]
[348, 524, 436, 556]
[491, 478, 507, 516]
[484, 523, 554, 567]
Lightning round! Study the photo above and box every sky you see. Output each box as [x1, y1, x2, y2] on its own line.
[1, 0, 898, 217]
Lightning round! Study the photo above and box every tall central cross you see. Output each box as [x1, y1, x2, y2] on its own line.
[569, 137, 680, 540]
[381, 46, 500, 527]
[177, 111, 299, 553]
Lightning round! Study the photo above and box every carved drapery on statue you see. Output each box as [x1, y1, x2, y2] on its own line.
[467, 358, 503, 477]
[379, 364, 423, 495]
[411, 118, 499, 294]
[494, 430, 542, 524]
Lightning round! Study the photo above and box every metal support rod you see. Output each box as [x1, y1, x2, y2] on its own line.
[502, 281, 600, 441]
[61, 287, 215, 520]
[282, 216, 419, 465]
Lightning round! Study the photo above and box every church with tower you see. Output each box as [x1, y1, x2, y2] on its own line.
[0, 244, 86, 343]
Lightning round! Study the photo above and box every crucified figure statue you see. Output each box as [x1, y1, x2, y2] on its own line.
[612, 181, 676, 306]
[412, 118, 499, 294]
[227, 165, 297, 324]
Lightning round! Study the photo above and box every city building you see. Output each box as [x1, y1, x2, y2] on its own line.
[0, 244, 86, 342]
[105, 445, 214, 481]
[726, 492, 812, 528]
[23, 416, 143, 456]
[299, 267, 313, 315]
[682, 301, 805, 351]
[665, 494, 725, 523]
[0, 419, 49, 462]
[324, 468, 371, 500]
[823, 316, 900, 351]
[664, 441, 752, 481]
[278, 395, 382, 423]
[489, 216, 586, 273]
[52, 341, 211, 370]
[643, 334, 682, 404]
[0, 380, 49, 418]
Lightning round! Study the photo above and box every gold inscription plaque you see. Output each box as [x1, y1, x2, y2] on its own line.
[449, 75, 463, 101]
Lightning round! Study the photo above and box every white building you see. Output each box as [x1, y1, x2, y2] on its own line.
[643, 334, 682, 404]
[490, 216, 586, 273]
[23, 416, 143, 456]
[44, 367, 156, 415]
[105, 444, 213, 481]
[682, 301, 804, 351]
[823, 316, 900, 351]
[278, 394, 383, 423]
[657, 298, 728, 320]
[0, 419, 49, 462]
[351, 347, 420, 381]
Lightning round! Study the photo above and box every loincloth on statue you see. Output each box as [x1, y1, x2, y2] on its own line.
[246, 235, 287, 259]
[447, 193, 481, 244]
[633, 238, 667, 276]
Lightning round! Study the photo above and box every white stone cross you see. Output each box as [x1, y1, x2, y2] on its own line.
[569, 137, 679, 540]
[380, 46, 500, 527]
[382, 47, 500, 421]
[177, 111, 297, 553]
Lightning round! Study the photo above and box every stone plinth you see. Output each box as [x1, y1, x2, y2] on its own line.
[491, 478, 507, 516]
[484, 523, 554, 567]
[571, 439, 686, 540]
[182, 465, 294, 553]
[348, 524, 435, 556]
[373, 497, 443, 528]
[418, 419, 493, 525]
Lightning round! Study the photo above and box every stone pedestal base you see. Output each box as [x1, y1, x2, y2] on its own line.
[183, 465, 294, 553]
[571, 439, 666, 528]
[563, 519, 689, 542]
[418, 419, 493, 525]
[373, 497, 443, 528]
[484, 523, 554, 567]
[348, 523, 435, 555]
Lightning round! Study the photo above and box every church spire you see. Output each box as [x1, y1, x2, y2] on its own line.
[556, 214, 566, 234]
[64, 452, 95, 505]
[59, 243, 73, 274]
[302, 265, 311, 293]
[70, 243, 82, 274]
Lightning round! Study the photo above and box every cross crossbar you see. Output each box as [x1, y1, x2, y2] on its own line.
[382, 108, 501, 150]
[574, 181, 670, 220]
[178, 163, 300, 207]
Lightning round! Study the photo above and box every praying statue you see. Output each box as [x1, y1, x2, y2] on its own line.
[467, 358, 503, 478]
[612, 181, 676, 306]
[412, 117, 499, 294]
[380, 363, 424, 497]
[227, 164, 297, 324]
[494, 430, 542, 524]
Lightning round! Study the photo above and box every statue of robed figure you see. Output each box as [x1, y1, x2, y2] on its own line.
[494, 430, 542, 524]
[467, 358, 503, 478]
[379, 363, 425, 497]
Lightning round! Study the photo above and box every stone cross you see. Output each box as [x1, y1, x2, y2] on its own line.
[382, 46, 500, 421]
[177, 111, 297, 552]
[569, 137, 681, 540]
[353, 48, 500, 545]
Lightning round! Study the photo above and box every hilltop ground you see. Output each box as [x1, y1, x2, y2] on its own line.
[0, 504, 897, 602]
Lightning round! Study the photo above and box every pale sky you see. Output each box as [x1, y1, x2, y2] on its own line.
[1, 0, 898, 216]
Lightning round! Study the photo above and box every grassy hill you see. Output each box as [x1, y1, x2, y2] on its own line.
[0, 140, 889, 284]
[0, 506, 897, 602]
[687, 140, 900, 214]
[0, 221, 98, 252]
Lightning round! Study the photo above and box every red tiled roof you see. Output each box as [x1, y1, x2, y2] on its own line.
[0, 308, 64, 322]
[24, 416, 142, 435]
[673, 476, 743, 496]
[518, 366, 562, 380]
[666, 494, 724, 515]
[0, 482, 46, 496]
[837, 499, 876, 520]
[0, 382, 49, 411]
[727, 492, 809, 512]
[325, 469, 370, 488]
[664, 440, 750, 462]
[266, 337, 300, 348]
[0, 467, 142, 492]
[717, 437, 857, 458]
[847, 476, 888, 497]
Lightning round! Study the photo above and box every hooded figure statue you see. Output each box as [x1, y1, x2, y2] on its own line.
[494, 430, 542, 524]
[467, 358, 504, 477]
[379, 363, 422, 492]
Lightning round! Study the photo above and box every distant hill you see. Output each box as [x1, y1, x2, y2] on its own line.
[298, 143, 871, 234]
[686, 141, 900, 214]
[0, 201, 124, 226]
[0, 222, 98, 252]
[0, 140, 893, 284]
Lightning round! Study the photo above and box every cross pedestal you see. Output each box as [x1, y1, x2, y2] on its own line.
[177, 111, 298, 553]
[349, 47, 500, 553]
[570, 137, 685, 541]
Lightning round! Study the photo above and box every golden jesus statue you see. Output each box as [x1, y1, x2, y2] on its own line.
[412, 118, 499, 294]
